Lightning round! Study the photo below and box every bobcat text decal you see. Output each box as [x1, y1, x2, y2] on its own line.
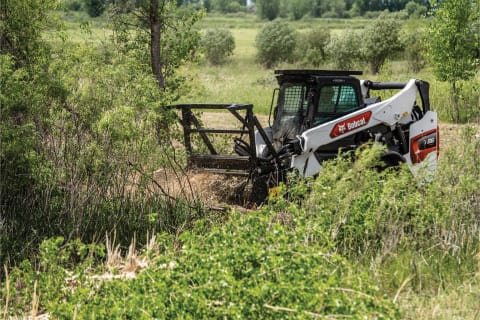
[330, 111, 372, 138]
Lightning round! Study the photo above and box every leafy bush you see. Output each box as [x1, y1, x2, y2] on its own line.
[84, 0, 105, 17]
[361, 15, 403, 74]
[255, 20, 297, 68]
[0, 43, 206, 265]
[405, 1, 427, 17]
[288, 0, 312, 20]
[212, 0, 245, 13]
[296, 28, 330, 66]
[202, 28, 235, 65]
[401, 24, 426, 72]
[363, 10, 383, 19]
[326, 29, 362, 69]
[1, 1, 204, 267]
[256, 0, 280, 20]
[5, 213, 400, 319]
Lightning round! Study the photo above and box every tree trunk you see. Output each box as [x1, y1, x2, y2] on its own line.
[452, 80, 460, 123]
[150, 0, 165, 89]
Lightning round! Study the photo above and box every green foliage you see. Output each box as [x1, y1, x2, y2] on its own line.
[255, 20, 297, 68]
[428, 77, 480, 123]
[326, 29, 362, 69]
[256, 0, 280, 20]
[401, 20, 427, 72]
[0, 1, 207, 266]
[426, 0, 478, 83]
[84, 0, 106, 17]
[0, 0, 61, 67]
[212, 0, 245, 13]
[5, 214, 399, 318]
[65, 0, 83, 11]
[426, 0, 479, 122]
[3, 237, 105, 316]
[319, 0, 347, 18]
[202, 28, 236, 65]
[405, 1, 427, 17]
[361, 15, 403, 74]
[204, 0, 212, 11]
[288, 0, 314, 20]
[296, 28, 330, 66]
[303, 134, 480, 289]
[0, 42, 208, 265]
[111, 0, 203, 89]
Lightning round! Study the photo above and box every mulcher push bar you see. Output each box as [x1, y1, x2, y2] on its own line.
[172, 104, 277, 176]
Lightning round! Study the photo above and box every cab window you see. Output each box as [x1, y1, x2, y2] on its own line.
[279, 83, 308, 118]
[315, 84, 359, 124]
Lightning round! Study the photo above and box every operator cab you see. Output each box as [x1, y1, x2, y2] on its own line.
[271, 70, 364, 150]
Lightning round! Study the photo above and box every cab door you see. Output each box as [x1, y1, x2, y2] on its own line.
[271, 82, 309, 150]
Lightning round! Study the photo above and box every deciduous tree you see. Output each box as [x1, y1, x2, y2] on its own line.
[111, 0, 202, 89]
[426, 0, 479, 123]
[256, 0, 280, 20]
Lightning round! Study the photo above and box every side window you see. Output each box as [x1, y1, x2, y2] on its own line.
[314, 85, 359, 125]
[336, 85, 358, 112]
[317, 86, 336, 113]
[317, 85, 358, 113]
[281, 84, 308, 116]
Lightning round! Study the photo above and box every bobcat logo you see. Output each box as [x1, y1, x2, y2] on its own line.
[330, 111, 372, 138]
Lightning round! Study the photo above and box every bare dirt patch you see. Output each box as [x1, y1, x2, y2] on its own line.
[153, 168, 250, 207]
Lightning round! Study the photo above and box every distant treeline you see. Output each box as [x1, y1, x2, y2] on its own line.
[185, 0, 429, 18]
[70, 0, 429, 19]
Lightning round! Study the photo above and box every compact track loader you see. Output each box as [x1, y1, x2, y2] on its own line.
[174, 70, 439, 204]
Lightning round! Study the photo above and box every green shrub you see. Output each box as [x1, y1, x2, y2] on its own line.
[0, 43, 206, 266]
[405, 1, 427, 17]
[400, 19, 428, 72]
[256, 0, 280, 20]
[361, 15, 403, 74]
[84, 0, 105, 17]
[326, 29, 362, 69]
[296, 28, 330, 66]
[288, 0, 312, 20]
[5, 215, 400, 319]
[202, 28, 235, 65]
[255, 20, 297, 68]
[363, 10, 383, 19]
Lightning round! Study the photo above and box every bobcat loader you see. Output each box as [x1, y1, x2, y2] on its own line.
[174, 70, 439, 204]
